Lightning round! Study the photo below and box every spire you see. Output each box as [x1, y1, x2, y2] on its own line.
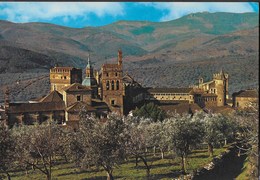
[220, 68, 226, 79]
[87, 53, 91, 68]
[220, 68, 224, 75]
[85, 53, 94, 78]
[118, 49, 122, 66]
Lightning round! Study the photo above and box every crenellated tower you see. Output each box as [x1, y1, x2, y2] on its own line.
[50, 65, 82, 93]
[213, 69, 229, 106]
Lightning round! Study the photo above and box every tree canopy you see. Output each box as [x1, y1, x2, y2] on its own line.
[132, 102, 166, 122]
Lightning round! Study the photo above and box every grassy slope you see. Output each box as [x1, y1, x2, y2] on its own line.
[236, 158, 251, 180]
[10, 146, 228, 180]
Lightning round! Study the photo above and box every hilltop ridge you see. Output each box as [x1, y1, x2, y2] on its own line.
[0, 12, 258, 102]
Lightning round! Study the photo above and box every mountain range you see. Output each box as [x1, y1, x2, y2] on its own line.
[0, 12, 258, 102]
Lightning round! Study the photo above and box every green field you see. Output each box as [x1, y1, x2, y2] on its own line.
[9, 146, 228, 180]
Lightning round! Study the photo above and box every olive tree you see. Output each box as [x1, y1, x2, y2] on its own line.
[13, 122, 63, 180]
[164, 114, 205, 174]
[194, 112, 236, 157]
[233, 103, 259, 179]
[146, 121, 169, 159]
[0, 122, 15, 180]
[75, 113, 128, 180]
[124, 116, 152, 177]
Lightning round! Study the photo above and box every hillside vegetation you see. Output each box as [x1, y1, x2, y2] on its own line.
[0, 12, 258, 102]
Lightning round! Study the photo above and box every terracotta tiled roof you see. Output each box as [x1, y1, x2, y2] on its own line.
[63, 83, 91, 92]
[201, 93, 217, 97]
[191, 88, 205, 95]
[156, 100, 189, 104]
[233, 89, 258, 98]
[204, 105, 235, 114]
[91, 99, 109, 110]
[147, 88, 193, 94]
[40, 90, 63, 102]
[123, 74, 142, 87]
[123, 74, 135, 83]
[66, 101, 96, 113]
[159, 102, 202, 114]
[8, 102, 65, 113]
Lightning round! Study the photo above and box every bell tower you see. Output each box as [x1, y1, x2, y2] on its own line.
[101, 49, 124, 114]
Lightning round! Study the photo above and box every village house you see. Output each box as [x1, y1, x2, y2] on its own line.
[232, 89, 258, 109]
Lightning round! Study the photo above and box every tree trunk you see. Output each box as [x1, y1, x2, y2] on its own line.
[49, 157, 52, 180]
[46, 173, 51, 180]
[224, 139, 227, 146]
[135, 156, 139, 167]
[153, 146, 156, 156]
[5, 171, 11, 180]
[106, 171, 114, 180]
[181, 155, 186, 174]
[64, 154, 68, 163]
[208, 143, 214, 157]
[160, 149, 164, 159]
[139, 156, 150, 177]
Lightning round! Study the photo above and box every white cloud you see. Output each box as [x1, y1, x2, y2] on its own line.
[140, 2, 255, 21]
[0, 2, 124, 22]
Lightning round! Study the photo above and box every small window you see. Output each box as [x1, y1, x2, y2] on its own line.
[116, 80, 119, 90]
[111, 100, 115, 105]
[106, 73, 109, 77]
[106, 81, 109, 90]
[64, 76, 67, 79]
[77, 95, 81, 101]
[115, 72, 118, 76]
[111, 81, 114, 90]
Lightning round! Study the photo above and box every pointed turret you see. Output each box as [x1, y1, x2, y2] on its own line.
[220, 68, 226, 79]
[118, 49, 122, 66]
[87, 54, 91, 69]
[82, 53, 98, 97]
[86, 54, 93, 78]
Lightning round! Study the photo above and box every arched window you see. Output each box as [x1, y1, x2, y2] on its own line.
[106, 81, 109, 90]
[111, 81, 114, 90]
[116, 80, 119, 90]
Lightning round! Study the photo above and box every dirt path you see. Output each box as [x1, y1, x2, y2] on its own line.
[193, 145, 247, 180]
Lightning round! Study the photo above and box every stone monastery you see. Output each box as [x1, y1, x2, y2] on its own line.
[2, 50, 258, 128]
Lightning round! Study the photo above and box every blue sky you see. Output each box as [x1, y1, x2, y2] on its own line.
[0, 2, 258, 28]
